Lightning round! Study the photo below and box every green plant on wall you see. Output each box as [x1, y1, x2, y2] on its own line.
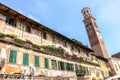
[0, 33, 16, 38]
[32, 44, 41, 49]
[41, 45, 65, 54]
[5, 34, 16, 38]
[15, 38, 26, 44]
[0, 33, 5, 37]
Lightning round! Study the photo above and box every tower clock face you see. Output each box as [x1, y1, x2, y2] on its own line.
[96, 32, 102, 39]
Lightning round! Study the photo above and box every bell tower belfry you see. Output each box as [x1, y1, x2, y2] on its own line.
[81, 7, 109, 58]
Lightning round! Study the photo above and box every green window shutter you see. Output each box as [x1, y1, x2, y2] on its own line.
[51, 60, 57, 70]
[44, 58, 49, 68]
[34, 56, 39, 67]
[13, 52, 16, 63]
[66, 63, 70, 71]
[23, 53, 29, 65]
[64, 63, 66, 70]
[62, 62, 64, 70]
[66, 63, 68, 71]
[71, 64, 74, 71]
[9, 50, 17, 64]
[60, 62, 66, 70]
[69, 64, 74, 71]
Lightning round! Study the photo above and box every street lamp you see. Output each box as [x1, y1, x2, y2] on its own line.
[29, 66, 34, 80]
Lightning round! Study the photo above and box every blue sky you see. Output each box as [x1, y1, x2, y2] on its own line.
[1, 0, 120, 56]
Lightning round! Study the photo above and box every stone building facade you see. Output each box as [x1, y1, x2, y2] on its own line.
[0, 3, 109, 80]
[107, 58, 120, 76]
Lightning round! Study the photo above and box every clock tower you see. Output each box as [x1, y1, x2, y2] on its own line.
[81, 7, 109, 58]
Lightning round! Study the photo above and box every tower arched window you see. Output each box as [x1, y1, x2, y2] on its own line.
[87, 10, 89, 14]
[84, 11, 86, 15]
[86, 21, 92, 27]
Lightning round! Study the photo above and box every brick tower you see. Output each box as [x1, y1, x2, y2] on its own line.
[81, 7, 109, 58]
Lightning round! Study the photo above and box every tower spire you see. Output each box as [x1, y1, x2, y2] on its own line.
[81, 7, 109, 58]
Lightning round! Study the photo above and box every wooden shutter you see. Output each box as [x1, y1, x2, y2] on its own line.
[44, 58, 49, 68]
[23, 53, 29, 65]
[34, 56, 39, 67]
[13, 52, 16, 63]
[51, 60, 57, 70]
[9, 50, 16, 64]
[71, 64, 74, 71]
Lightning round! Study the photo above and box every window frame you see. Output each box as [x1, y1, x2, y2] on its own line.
[44, 58, 49, 68]
[23, 53, 29, 65]
[9, 50, 17, 64]
[34, 56, 40, 67]
[51, 60, 57, 70]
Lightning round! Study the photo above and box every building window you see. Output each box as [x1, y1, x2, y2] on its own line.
[87, 10, 89, 14]
[84, 11, 86, 15]
[71, 45, 74, 51]
[63, 41, 67, 47]
[79, 65, 82, 71]
[9, 50, 17, 64]
[44, 58, 49, 68]
[52, 35, 56, 44]
[90, 31, 92, 35]
[6, 16, 17, 27]
[59, 62, 66, 70]
[66, 63, 74, 71]
[78, 48, 80, 53]
[84, 66, 89, 74]
[34, 56, 39, 67]
[86, 22, 92, 28]
[51, 60, 57, 70]
[25, 26, 31, 33]
[23, 53, 29, 65]
[75, 64, 80, 71]
[42, 32, 47, 39]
